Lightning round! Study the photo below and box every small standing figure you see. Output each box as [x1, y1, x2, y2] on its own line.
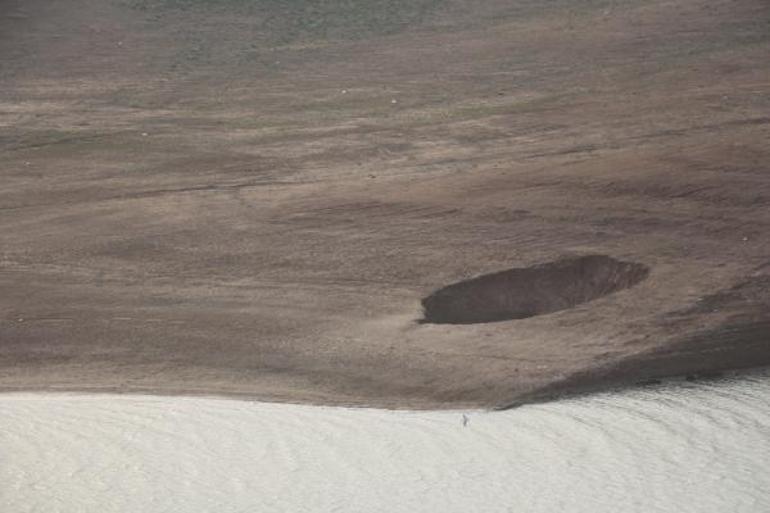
[462, 414, 469, 427]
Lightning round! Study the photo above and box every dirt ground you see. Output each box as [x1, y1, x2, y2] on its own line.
[1, 0, 769, 409]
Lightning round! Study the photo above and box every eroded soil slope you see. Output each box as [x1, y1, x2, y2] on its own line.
[1, 0, 769, 408]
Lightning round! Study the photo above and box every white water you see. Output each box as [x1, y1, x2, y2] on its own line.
[2, 373, 770, 513]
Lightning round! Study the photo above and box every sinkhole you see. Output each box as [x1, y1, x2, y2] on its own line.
[421, 255, 649, 325]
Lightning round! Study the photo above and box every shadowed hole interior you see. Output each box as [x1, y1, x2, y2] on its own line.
[421, 255, 649, 325]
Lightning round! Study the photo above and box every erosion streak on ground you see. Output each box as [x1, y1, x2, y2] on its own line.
[1, 0, 769, 408]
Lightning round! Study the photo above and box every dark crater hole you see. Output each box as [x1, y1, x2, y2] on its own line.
[421, 255, 649, 325]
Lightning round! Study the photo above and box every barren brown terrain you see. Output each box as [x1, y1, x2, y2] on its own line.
[1, 0, 769, 409]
